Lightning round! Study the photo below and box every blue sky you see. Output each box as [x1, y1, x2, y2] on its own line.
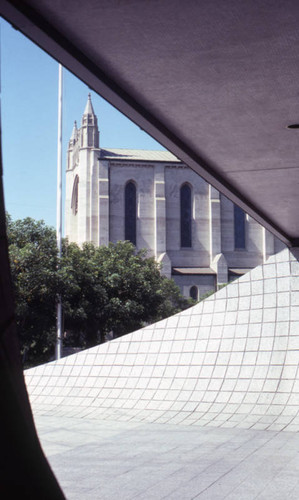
[1, 17, 163, 229]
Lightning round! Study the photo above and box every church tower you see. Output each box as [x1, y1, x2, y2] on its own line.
[81, 93, 99, 148]
[65, 94, 280, 299]
[65, 94, 100, 246]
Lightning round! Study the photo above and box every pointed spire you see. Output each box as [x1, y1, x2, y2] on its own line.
[70, 120, 78, 141]
[83, 93, 95, 116]
[81, 93, 99, 148]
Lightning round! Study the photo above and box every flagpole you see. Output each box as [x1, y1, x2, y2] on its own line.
[56, 63, 63, 360]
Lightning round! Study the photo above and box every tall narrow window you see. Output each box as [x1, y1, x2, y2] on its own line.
[234, 204, 246, 249]
[71, 175, 79, 215]
[180, 184, 192, 247]
[190, 285, 198, 301]
[125, 181, 137, 245]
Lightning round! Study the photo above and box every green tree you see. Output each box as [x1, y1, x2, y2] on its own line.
[62, 241, 192, 347]
[7, 215, 59, 366]
[7, 215, 193, 365]
[60, 242, 108, 347]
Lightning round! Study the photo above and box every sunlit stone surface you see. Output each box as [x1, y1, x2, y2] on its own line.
[26, 248, 299, 432]
[34, 416, 299, 499]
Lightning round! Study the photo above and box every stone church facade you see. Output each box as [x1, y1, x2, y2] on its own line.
[65, 96, 284, 299]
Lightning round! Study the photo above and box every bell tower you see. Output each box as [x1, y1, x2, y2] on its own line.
[65, 94, 101, 246]
[81, 93, 99, 148]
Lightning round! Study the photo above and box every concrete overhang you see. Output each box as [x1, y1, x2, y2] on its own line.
[172, 267, 216, 276]
[2, 0, 299, 246]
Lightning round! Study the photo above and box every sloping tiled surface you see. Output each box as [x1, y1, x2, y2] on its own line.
[25, 248, 299, 431]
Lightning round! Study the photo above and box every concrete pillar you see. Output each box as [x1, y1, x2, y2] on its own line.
[209, 186, 221, 260]
[210, 186, 227, 285]
[154, 164, 166, 256]
[98, 160, 109, 246]
[90, 156, 99, 245]
[154, 165, 171, 277]
[77, 148, 91, 245]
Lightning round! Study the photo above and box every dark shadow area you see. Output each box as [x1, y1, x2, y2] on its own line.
[0, 126, 65, 497]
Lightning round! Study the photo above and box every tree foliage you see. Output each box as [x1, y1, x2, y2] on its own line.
[61, 241, 192, 347]
[7, 215, 58, 366]
[7, 215, 192, 366]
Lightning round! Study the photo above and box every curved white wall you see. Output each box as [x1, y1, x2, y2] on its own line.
[25, 248, 299, 432]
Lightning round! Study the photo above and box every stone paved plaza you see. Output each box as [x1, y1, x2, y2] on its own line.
[35, 415, 299, 499]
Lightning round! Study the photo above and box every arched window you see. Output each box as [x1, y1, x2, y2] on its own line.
[180, 184, 192, 247]
[190, 286, 198, 301]
[125, 181, 137, 245]
[234, 204, 246, 249]
[71, 175, 79, 215]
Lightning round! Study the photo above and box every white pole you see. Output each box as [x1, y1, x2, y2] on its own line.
[56, 64, 63, 360]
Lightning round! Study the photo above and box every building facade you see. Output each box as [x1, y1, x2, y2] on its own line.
[65, 96, 284, 299]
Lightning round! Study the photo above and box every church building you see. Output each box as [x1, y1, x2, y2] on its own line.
[65, 95, 284, 299]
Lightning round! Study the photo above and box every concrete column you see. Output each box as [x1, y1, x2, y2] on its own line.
[90, 154, 99, 245]
[77, 149, 91, 245]
[98, 160, 109, 246]
[210, 186, 227, 285]
[154, 165, 166, 256]
[263, 227, 275, 262]
[209, 186, 221, 260]
[154, 165, 171, 277]
[247, 215, 263, 259]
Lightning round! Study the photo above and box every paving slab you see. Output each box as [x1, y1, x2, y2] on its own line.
[34, 415, 299, 500]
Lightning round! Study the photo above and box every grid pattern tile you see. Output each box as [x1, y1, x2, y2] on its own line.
[25, 248, 299, 431]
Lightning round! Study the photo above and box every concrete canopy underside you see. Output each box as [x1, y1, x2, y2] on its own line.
[2, 0, 299, 245]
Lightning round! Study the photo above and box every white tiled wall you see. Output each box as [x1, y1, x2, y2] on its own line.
[25, 248, 299, 431]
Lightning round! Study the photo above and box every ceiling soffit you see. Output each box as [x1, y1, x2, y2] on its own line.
[2, 0, 299, 245]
